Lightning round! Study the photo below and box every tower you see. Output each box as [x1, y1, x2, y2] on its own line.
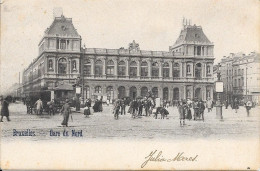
[170, 21, 214, 57]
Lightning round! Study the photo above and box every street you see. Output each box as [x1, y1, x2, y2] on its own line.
[1, 102, 259, 141]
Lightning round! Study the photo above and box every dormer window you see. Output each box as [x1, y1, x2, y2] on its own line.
[195, 34, 199, 38]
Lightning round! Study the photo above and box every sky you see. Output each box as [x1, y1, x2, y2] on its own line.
[0, 0, 259, 94]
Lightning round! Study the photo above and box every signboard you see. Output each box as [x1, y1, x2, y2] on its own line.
[215, 81, 224, 93]
[76, 87, 81, 94]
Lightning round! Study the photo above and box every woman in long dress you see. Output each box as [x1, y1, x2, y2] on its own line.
[178, 101, 185, 126]
[0, 97, 11, 122]
[61, 99, 71, 127]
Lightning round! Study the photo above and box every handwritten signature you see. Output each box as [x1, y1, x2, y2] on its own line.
[141, 150, 198, 168]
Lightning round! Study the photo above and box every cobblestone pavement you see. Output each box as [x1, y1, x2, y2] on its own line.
[1, 102, 259, 141]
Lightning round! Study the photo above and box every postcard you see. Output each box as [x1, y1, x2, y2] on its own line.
[0, 0, 259, 170]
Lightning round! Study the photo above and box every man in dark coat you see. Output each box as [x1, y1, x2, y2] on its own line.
[137, 99, 143, 116]
[61, 99, 71, 127]
[120, 99, 126, 115]
[1, 97, 11, 122]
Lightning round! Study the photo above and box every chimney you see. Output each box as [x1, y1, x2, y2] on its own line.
[53, 7, 63, 18]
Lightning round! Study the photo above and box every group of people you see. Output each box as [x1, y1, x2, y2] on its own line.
[178, 99, 207, 126]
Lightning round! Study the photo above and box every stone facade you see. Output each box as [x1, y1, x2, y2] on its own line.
[220, 52, 260, 103]
[22, 15, 215, 102]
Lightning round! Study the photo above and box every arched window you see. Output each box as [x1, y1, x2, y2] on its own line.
[141, 61, 148, 77]
[95, 86, 102, 93]
[106, 60, 114, 75]
[118, 61, 126, 76]
[129, 61, 137, 77]
[152, 62, 159, 77]
[83, 59, 91, 76]
[173, 63, 180, 78]
[195, 63, 202, 79]
[95, 60, 103, 76]
[141, 87, 148, 97]
[118, 86, 126, 99]
[58, 58, 67, 74]
[173, 88, 179, 101]
[163, 62, 169, 78]
[106, 86, 114, 101]
[152, 87, 158, 98]
[163, 87, 169, 100]
[48, 59, 53, 70]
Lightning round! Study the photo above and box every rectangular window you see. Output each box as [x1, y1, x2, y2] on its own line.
[107, 67, 114, 75]
[83, 66, 91, 76]
[130, 67, 137, 77]
[118, 66, 126, 76]
[141, 67, 148, 76]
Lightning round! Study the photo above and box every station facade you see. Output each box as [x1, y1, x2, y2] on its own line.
[22, 15, 215, 102]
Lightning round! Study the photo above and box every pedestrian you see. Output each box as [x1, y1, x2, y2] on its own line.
[47, 99, 55, 116]
[35, 98, 43, 115]
[120, 99, 126, 115]
[0, 96, 11, 122]
[137, 99, 143, 116]
[225, 100, 228, 109]
[178, 100, 185, 126]
[198, 100, 205, 121]
[60, 99, 71, 127]
[233, 98, 239, 113]
[245, 100, 252, 117]
[193, 99, 199, 120]
[206, 98, 213, 112]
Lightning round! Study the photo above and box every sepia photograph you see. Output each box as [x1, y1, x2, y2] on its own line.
[0, 0, 259, 170]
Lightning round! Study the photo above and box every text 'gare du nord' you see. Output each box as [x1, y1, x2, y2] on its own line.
[22, 15, 214, 103]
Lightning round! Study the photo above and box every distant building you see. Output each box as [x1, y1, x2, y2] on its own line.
[22, 15, 215, 102]
[219, 52, 260, 103]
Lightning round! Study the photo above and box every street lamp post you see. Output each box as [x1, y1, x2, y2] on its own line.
[215, 64, 223, 120]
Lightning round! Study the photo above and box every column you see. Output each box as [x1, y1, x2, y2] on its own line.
[191, 85, 194, 99]
[169, 61, 173, 79]
[114, 85, 118, 99]
[180, 62, 183, 77]
[137, 86, 141, 97]
[137, 59, 140, 78]
[148, 58, 152, 79]
[114, 58, 118, 78]
[193, 62, 196, 78]
[183, 62, 186, 78]
[44, 56, 48, 74]
[90, 86, 95, 100]
[201, 46, 203, 56]
[169, 88, 173, 102]
[159, 61, 163, 79]
[102, 58, 106, 77]
[183, 85, 186, 100]
[210, 86, 213, 99]
[126, 59, 129, 78]
[91, 58, 95, 77]
[194, 46, 197, 56]
[58, 39, 60, 49]
[159, 87, 163, 99]
[126, 86, 130, 96]
[202, 85, 207, 101]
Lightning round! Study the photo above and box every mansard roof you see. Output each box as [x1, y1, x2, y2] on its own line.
[173, 25, 212, 47]
[44, 15, 80, 37]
